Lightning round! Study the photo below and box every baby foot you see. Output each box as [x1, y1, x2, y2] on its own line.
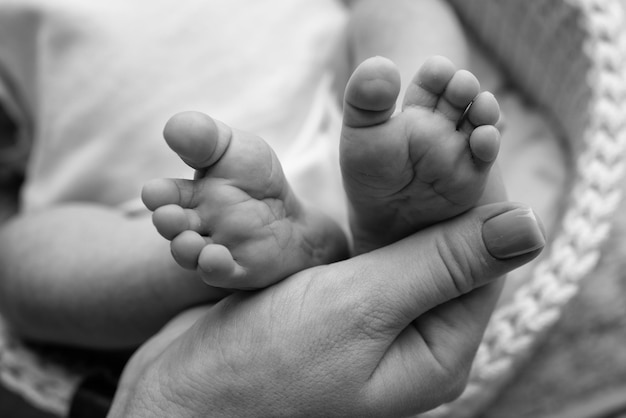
[341, 56, 501, 254]
[142, 111, 348, 289]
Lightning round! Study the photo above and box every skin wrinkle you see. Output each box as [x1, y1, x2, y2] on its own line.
[342, 127, 412, 207]
[317, 265, 372, 338]
[201, 175, 339, 285]
[140, 357, 196, 418]
[411, 319, 451, 374]
[185, 205, 203, 233]
[384, 134, 458, 231]
[408, 129, 479, 209]
[414, 284, 497, 404]
[284, 275, 361, 400]
[367, 324, 458, 415]
[340, 129, 387, 184]
[419, 306, 472, 370]
[295, 222, 321, 262]
[258, 198, 298, 260]
[130, 382, 170, 418]
[434, 231, 476, 297]
[342, 261, 408, 343]
[292, 274, 371, 392]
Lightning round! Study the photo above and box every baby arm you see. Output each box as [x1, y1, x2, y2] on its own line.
[0, 203, 228, 349]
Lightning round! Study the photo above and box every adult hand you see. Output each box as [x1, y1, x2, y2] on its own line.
[109, 202, 545, 418]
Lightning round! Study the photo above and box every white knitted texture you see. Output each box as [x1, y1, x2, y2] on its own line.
[425, 0, 626, 416]
[0, 319, 78, 416]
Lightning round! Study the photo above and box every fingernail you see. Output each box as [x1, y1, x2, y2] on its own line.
[482, 208, 546, 259]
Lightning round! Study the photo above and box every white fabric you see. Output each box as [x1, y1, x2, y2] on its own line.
[0, 0, 348, 214]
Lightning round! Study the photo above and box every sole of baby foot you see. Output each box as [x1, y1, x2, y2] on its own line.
[341, 56, 501, 254]
[144, 111, 349, 288]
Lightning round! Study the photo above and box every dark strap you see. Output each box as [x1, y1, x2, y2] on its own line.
[68, 370, 119, 418]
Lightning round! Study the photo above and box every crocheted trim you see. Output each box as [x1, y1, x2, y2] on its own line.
[0, 318, 78, 416]
[427, 0, 626, 416]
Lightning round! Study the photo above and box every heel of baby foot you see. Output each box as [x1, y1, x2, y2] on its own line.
[343, 56, 401, 128]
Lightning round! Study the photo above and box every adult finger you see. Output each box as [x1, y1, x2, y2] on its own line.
[334, 201, 545, 337]
[333, 202, 544, 415]
[364, 281, 505, 415]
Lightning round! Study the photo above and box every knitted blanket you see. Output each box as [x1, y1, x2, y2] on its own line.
[483, 184, 626, 418]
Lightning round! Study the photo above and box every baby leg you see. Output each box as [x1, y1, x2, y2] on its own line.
[142, 112, 348, 289]
[341, 56, 501, 254]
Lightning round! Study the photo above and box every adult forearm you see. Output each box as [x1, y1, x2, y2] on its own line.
[0, 203, 225, 348]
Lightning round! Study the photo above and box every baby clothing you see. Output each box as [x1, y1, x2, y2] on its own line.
[0, 0, 348, 220]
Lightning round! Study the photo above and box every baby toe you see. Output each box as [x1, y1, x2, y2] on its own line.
[438, 69, 480, 122]
[403, 55, 456, 109]
[198, 244, 247, 287]
[142, 179, 180, 211]
[465, 91, 500, 128]
[153, 204, 202, 240]
[171, 230, 207, 270]
[469, 125, 500, 164]
[142, 178, 200, 211]
[343, 56, 401, 128]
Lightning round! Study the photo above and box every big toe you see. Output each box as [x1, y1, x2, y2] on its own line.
[163, 111, 231, 170]
[343, 56, 401, 128]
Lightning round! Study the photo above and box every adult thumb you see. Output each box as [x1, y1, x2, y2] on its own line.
[336, 202, 546, 329]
